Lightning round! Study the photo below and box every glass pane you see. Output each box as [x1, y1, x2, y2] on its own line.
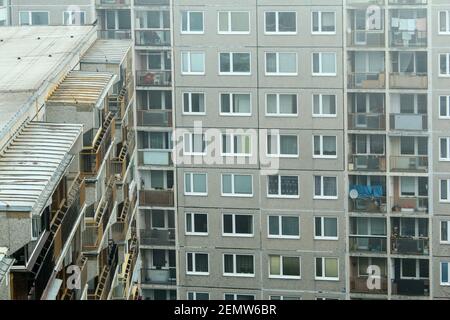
[234, 175, 252, 194]
[231, 12, 249, 32]
[283, 257, 300, 276]
[269, 216, 279, 235]
[236, 255, 253, 274]
[235, 215, 252, 234]
[218, 12, 229, 32]
[193, 174, 206, 193]
[315, 217, 322, 237]
[267, 94, 278, 114]
[222, 174, 232, 193]
[402, 259, 416, 278]
[233, 53, 250, 73]
[234, 94, 251, 113]
[220, 53, 231, 73]
[279, 53, 297, 73]
[323, 177, 337, 196]
[224, 255, 233, 273]
[265, 12, 276, 32]
[268, 175, 279, 195]
[280, 136, 298, 155]
[325, 258, 338, 278]
[280, 176, 298, 196]
[270, 256, 281, 275]
[266, 53, 277, 73]
[196, 254, 208, 272]
[324, 218, 337, 237]
[221, 94, 231, 113]
[194, 214, 207, 233]
[223, 215, 233, 233]
[190, 12, 203, 32]
[282, 216, 299, 236]
[321, 53, 336, 74]
[279, 94, 297, 114]
[279, 12, 296, 32]
[190, 53, 204, 73]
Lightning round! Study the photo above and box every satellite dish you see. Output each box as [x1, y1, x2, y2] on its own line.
[349, 189, 359, 200]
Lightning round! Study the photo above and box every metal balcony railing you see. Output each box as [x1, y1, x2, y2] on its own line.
[141, 267, 176, 285]
[391, 237, 429, 255]
[390, 73, 427, 89]
[390, 155, 428, 172]
[349, 197, 387, 213]
[390, 114, 427, 131]
[348, 72, 386, 89]
[136, 70, 171, 87]
[138, 149, 173, 167]
[139, 190, 174, 207]
[349, 155, 386, 172]
[349, 236, 388, 253]
[350, 276, 388, 294]
[140, 228, 176, 246]
[348, 113, 386, 130]
[135, 30, 171, 47]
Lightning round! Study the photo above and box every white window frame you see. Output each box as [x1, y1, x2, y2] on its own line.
[181, 11, 204, 34]
[440, 179, 450, 203]
[400, 259, 428, 280]
[19, 11, 49, 25]
[440, 137, 450, 161]
[217, 11, 250, 34]
[315, 257, 339, 281]
[441, 262, 450, 286]
[218, 52, 251, 75]
[439, 11, 450, 35]
[264, 11, 297, 35]
[185, 212, 208, 236]
[181, 51, 206, 75]
[311, 11, 336, 35]
[183, 133, 206, 155]
[222, 213, 254, 237]
[224, 293, 256, 300]
[186, 252, 209, 276]
[221, 133, 252, 157]
[221, 174, 254, 197]
[266, 175, 300, 199]
[223, 254, 255, 277]
[440, 95, 450, 119]
[441, 220, 450, 244]
[313, 135, 338, 159]
[314, 175, 338, 200]
[183, 92, 206, 115]
[440, 53, 450, 77]
[266, 134, 299, 158]
[63, 11, 85, 25]
[187, 291, 210, 300]
[265, 52, 298, 76]
[267, 215, 300, 239]
[314, 217, 339, 240]
[312, 52, 337, 76]
[268, 255, 301, 279]
[184, 172, 208, 196]
[265, 93, 298, 117]
[312, 94, 337, 118]
[219, 93, 252, 116]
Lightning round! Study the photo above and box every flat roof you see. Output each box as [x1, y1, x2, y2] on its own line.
[0, 122, 83, 214]
[0, 26, 96, 140]
[80, 39, 132, 65]
[46, 70, 116, 109]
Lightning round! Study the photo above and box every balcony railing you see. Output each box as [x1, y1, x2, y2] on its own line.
[348, 72, 386, 89]
[348, 31, 385, 47]
[391, 237, 429, 255]
[135, 30, 171, 46]
[348, 113, 386, 130]
[96, 0, 131, 6]
[390, 73, 427, 89]
[135, 0, 170, 5]
[392, 279, 429, 297]
[136, 109, 172, 127]
[390, 114, 427, 131]
[388, 0, 427, 4]
[350, 276, 388, 294]
[138, 150, 173, 167]
[390, 155, 428, 172]
[349, 197, 387, 213]
[140, 228, 175, 246]
[349, 236, 387, 253]
[98, 29, 132, 40]
[390, 31, 427, 47]
[136, 70, 171, 87]
[349, 155, 386, 172]
[139, 190, 174, 207]
[112, 197, 135, 242]
[391, 196, 428, 213]
[141, 267, 176, 285]
[88, 246, 119, 300]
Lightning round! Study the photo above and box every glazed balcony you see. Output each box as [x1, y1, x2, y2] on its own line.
[141, 267, 176, 285]
[348, 113, 386, 131]
[348, 72, 386, 89]
[390, 190, 428, 214]
[138, 149, 173, 167]
[348, 31, 385, 48]
[139, 190, 174, 207]
[135, 30, 171, 47]
[349, 236, 387, 254]
[392, 279, 429, 297]
[390, 73, 427, 89]
[390, 155, 428, 172]
[391, 237, 429, 255]
[137, 109, 172, 127]
[98, 29, 132, 40]
[96, 0, 131, 7]
[349, 155, 386, 172]
[390, 31, 427, 48]
[350, 276, 388, 295]
[140, 228, 176, 246]
[136, 70, 171, 87]
[388, 0, 427, 4]
[390, 113, 427, 131]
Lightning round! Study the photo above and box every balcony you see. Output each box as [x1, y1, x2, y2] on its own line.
[389, 73, 427, 89]
[96, 0, 131, 6]
[392, 279, 429, 297]
[135, 0, 170, 5]
[136, 70, 171, 87]
[391, 196, 428, 214]
[80, 113, 115, 177]
[135, 30, 171, 47]
[388, 0, 427, 4]
[390, 114, 427, 131]
[98, 29, 132, 40]
[391, 237, 429, 255]
[349, 197, 387, 214]
[390, 155, 428, 172]
[390, 31, 427, 48]
[140, 228, 175, 246]
[113, 234, 138, 299]
[141, 268, 176, 285]
[348, 31, 385, 48]
[348, 113, 386, 130]
[139, 190, 174, 207]
[88, 246, 119, 300]
[138, 150, 173, 167]
[349, 236, 387, 254]
[348, 72, 386, 89]
[349, 155, 386, 172]
[350, 276, 388, 295]
[137, 109, 172, 127]
[112, 197, 135, 242]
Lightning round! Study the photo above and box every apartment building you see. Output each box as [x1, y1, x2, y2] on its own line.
[2, 0, 450, 300]
[0, 26, 138, 300]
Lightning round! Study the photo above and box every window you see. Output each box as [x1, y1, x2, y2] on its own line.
[221, 174, 253, 197]
[218, 11, 250, 34]
[312, 52, 336, 76]
[270, 296, 301, 300]
[19, 11, 49, 25]
[314, 217, 338, 240]
[224, 294, 255, 300]
[313, 135, 337, 158]
[187, 292, 209, 300]
[440, 179, 450, 202]
[314, 176, 338, 199]
[181, 11, 204, 33]
[268, 215, 300, 239]
[181, 51, 205, 75]
[63, 11, 85, 25]
[441, 221, 450, 244]
[440, 53, 450, 77]
[267, 134, 298, 157]
[269, 255, 301, 279]
[184, 173, 207, 196]
[183, 92, 205, 114]
[442, 262, 450, 285]
[267, 175, 299, 198]
[312, 11, 336, 34]
[185, 213, 208, 235]
[315, 257, 339, 280]
[223, 214, 253, 236]
[266, 94, 298, 116]
[265, 52, 298, 75]
[219, 52, 251, 74]
[223, 254, 254, 277]
[222, 134, 252, 156]
[265, 11, 297, 34]
[440, 137, 450, 161]
[440, 11, 450, 34]
[186, 252, 209, 275]
[184, 133, 206, 155]
[220, 93, 251, 115]
[440, 96, 450, 119]
[313, 94, 337, 117]
[401, 259, 428, 279]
